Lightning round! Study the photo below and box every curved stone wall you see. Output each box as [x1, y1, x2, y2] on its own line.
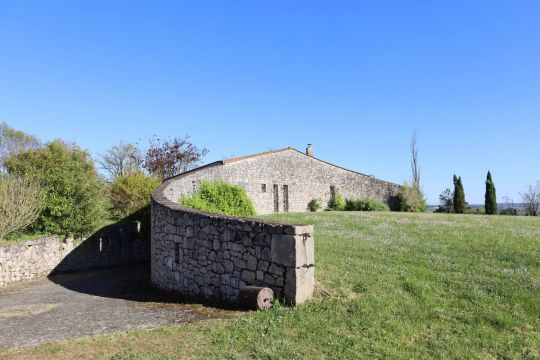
[0, 222, 149, 287]
[151, 177, 315, 304]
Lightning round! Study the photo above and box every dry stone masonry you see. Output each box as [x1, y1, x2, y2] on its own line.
[151, 183, 315, 304]
[0, 223, 149, 287]
[163, 147, 400, 214]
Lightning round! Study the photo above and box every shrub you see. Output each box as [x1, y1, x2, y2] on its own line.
[181, 181, 256, 216]
[0, 175, 44, 239]
[395, 182, 427, 213]
[328, 192, 346, 211]
[465, 207, 485, 215]
[345, 198, 389, 212]
[5, 140, 109, 237]
[110, 172, 161, 219]
[307, 199, 321, 212]
[499, 207, 518, 216]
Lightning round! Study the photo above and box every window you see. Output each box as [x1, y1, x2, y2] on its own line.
[283, 185, 289, 212]
[273, 184, 279, 212]
[175, 243, 180, 264]
[261, 184, 267, 193]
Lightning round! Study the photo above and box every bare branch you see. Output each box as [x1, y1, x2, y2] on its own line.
[410, 131, 420, 186]
[0, 175, 44, 239]
[520, 181, 540, 216]
[98, 142, 142, 179]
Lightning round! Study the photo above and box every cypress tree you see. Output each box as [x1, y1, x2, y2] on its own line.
[453, 175, 459, 212]
[485, 171, 497, 215]
[453, 175, 466, 214]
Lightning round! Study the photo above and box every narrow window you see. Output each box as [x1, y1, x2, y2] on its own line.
[261, 184, 267, 193]
[330, 186, 336, 200]
[273, 184, 279, 212]
[175, 243, 180, 263]
[283, 185, 289, 212]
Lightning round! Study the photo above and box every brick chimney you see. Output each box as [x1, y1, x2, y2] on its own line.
[306, 144, 314, 157]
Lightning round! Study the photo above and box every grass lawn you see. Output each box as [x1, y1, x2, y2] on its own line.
[2, 212, 539, 359]
[0, 232, 47, 245]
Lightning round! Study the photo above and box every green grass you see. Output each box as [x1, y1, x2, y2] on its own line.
[0, 231, 48, 245]
[0, 219, 117, 245]
[2, 212, 539, 359]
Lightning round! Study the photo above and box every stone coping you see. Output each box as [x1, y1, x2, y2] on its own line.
[152, 173, 310, 229]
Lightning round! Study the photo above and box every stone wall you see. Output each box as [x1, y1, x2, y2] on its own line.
[163, 148, 400, 214]
[151, 185, 315, 304]
[0, 222, 149, 287]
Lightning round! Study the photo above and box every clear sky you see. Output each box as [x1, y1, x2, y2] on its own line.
[1, 1, 539, 204]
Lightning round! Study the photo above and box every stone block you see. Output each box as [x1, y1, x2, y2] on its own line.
[284, 266, 315, 305]
[241, 270, 255, 284]
[270, 232, 314, 268]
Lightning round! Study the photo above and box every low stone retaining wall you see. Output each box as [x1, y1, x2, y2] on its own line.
[0, 222, 149, 287]
[151, 180, 315, 305]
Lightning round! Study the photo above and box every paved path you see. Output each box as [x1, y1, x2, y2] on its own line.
[0, 264, 234, 348]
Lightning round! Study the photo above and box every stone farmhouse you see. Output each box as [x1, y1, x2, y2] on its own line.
[163, 145, 401, 213]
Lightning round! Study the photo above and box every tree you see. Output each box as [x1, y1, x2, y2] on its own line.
[410, 131, 420, 186]
[395, 182, 427, 213]
[5, 140, 109, 237]
[484, 171, 497, 215]
[0, 175, 45, 239]
[143, 136, 208, 179]
[453, 175, 466, 214]
[110, 172, 161, 219]
[98, 142, 142, 180]
[436, 188, 454, 213]
[521, 181, 540, 216]
[0, 122, 40, 171]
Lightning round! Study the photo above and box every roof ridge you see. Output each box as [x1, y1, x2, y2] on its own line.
[222, 147, 294, 164]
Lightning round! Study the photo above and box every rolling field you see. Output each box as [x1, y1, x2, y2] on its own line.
[2, 212, 539, 359]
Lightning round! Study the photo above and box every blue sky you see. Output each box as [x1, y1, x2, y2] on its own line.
[1, 1, 539, 204]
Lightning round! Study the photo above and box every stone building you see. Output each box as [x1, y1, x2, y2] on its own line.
[163, 145, 400, 213]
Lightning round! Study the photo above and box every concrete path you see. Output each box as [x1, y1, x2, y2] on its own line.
[0, 264, 235, 348]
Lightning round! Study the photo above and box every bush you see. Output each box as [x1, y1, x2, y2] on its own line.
[307, 199, 321, 212]
[328, 192, 346, 211]
[395, 183, 427, 213]
[345, 198, 390, 212]
[181, 181, 256, 217]
[465, 207, 484, 215]
[110, 172, 161, 219]
[499, 207, 518, 216]
[5, 140, 109, 237]
[0, 175, 44, 239]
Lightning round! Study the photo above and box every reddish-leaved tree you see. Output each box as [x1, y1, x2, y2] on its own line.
[143, 136, 208, 179]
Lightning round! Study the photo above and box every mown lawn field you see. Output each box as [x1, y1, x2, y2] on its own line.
[2, 212, 539, 359]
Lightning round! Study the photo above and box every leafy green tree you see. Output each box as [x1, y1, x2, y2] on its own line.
[484, 171, 497, 215]
[0, 122, 40, 171]
[453, 175, 466, 214]
[5, 140, 109, 237]
[436, 188, 454, 213]
[110, 172, 160, 219]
